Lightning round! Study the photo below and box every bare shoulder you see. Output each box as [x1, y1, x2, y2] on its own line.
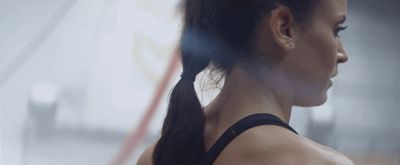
[136, 143, 156, 165]
[213, 125, 354, 165]
[302, 138, 355, 165]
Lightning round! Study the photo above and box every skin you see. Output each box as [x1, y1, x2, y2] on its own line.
[138, 0, 353, 164]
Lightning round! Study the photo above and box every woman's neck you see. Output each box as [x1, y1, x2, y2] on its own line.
[205, 64, 294, 127]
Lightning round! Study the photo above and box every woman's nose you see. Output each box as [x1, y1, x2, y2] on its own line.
[337, 41, 348, 63]
[337, 52, 348, 63]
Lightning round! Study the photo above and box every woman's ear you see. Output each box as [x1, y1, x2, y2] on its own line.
[269, 6, 298, 51]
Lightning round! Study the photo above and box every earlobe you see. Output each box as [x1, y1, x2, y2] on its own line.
[270, 7, 297, 51]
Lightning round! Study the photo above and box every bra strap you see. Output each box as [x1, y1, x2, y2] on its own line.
[201, 113, 298, 165]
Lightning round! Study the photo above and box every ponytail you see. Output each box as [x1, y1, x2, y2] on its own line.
[152, 25, 211, 164]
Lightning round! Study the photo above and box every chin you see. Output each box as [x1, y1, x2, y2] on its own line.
[294, 92, 328, 107]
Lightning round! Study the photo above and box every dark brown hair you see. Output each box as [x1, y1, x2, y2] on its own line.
[153, 0, 319, 164]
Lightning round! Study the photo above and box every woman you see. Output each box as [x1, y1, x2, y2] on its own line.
[138, 0, 354, 164]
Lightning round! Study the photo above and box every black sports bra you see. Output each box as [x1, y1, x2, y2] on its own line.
[201, 113, 298, 165]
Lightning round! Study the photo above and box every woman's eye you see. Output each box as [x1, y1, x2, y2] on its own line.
[334, 25, 348, 38]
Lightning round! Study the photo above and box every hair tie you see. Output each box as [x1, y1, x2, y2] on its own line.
[180, 72, 196, 82]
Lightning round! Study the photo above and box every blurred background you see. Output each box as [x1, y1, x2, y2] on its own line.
[1, 0, 399, 164]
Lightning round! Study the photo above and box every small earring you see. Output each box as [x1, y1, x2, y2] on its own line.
[288, 42, 294, 49]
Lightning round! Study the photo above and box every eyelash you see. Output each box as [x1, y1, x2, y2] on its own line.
[334, 25, 348, 38]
